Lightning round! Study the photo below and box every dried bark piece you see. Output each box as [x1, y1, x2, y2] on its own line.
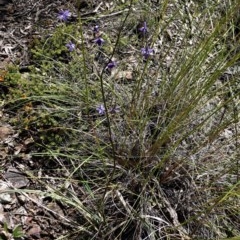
[3, 167, 29, 189]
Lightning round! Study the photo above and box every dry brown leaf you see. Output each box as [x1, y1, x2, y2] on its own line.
[114, 70, 133, 81]
[0, 126, 13, 141]
[27, 224, 41, 238]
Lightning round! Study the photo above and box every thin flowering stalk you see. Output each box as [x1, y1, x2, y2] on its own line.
[58, 10, 71, 22]
[131, 46, 154, 107]
[96, 2, 135, 233]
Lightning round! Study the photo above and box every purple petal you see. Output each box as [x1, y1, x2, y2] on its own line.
[93, 25, 99, 33]
[141, 46, 154, 58]
[107, 61, 117, 69]
[96, 104, 105, 115]
[66, 42, 75, 51]
[58, 10, 71, 21]
[139, 21, 148, 33]
[94, 37, 104, 46]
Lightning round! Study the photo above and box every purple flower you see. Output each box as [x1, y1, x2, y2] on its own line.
[66, 41, 75, 51]
[96, 104, 105, 115]
[58, 10, 71, 22]
[107, 60, 117, 69]
[139, 21, 148, 34]
[141, 46, 154, 59]
[93, 25, 99, 33]
[94, 37, 104, 46]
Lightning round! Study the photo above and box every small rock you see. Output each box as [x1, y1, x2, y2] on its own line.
[0, 180, 13, 204]
[17, 194, 27, 204]
[0, 193, 12, 204]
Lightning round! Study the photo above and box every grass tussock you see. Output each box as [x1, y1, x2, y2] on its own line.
[1, 0, 240, 239]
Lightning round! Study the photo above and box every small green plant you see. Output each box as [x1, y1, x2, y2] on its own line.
[0, 223, 24, 240]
